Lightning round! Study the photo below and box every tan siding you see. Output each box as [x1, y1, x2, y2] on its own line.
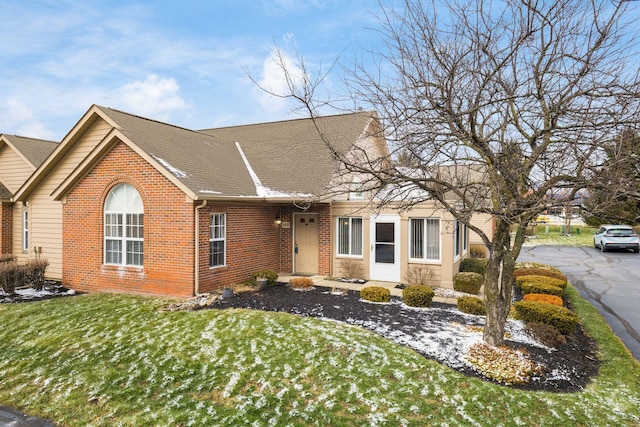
[0, 146, 34, 193]
[26, 119, 112, 280]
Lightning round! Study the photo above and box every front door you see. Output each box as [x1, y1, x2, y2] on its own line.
[370, 215, 401, 282]
[294, 213, 319, 274]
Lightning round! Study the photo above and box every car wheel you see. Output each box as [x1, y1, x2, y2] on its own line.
[634, 248, 640, 254]
[594, 239, 598, 249]
[601, 244, 607, 253]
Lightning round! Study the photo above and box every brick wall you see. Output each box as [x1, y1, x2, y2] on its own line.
[62, 141, 335, 297]
[0, 202, 12, 255]
[62, 142, 195, 297]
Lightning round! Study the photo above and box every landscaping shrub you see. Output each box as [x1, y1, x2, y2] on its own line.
[360, 286, 391, 303]
[0, 262, 24, 294]
[453, 271, 484, 294]
[24, 258, 49, 291]
[457, 296, 486, 316]
[523, 293, 563, 307]
[520, 282, 563, 297]
[513, 300, 579, 335]
[0, 254, 16, 263]
[513, 267, 567, 284]
[524, 322, 567, 348]
[469, 244, 488, 259]
[402, 285, 435, 307]
[404, 265, 434, 286]
[514, 262, 562, 274]
[459, 258, 488, 276]
[465, 342, 544, 385]
[516, 274, 567, 290]
[252, 270, 279, 286]
[288, 277, 314, 290]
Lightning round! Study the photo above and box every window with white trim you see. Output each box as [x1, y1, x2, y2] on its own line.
[23, 210, 28, 251]
[337, 217, 363, 256]
[454, 221, 461, 258]
[350, 177, 365, 200]
[409, 218, 440, 261]
[104, 183, 144, 266]
[210, 213, 226, 267]
[463, 223, 468, 253]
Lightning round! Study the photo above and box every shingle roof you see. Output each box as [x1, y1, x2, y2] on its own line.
[96, 106, 375, 199]
[0, 181, 11, 200]
[3, 135, 58, 168]
[199, 112, 374, 197]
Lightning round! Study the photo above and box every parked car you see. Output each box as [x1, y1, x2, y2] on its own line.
[593, 225, 640, 253]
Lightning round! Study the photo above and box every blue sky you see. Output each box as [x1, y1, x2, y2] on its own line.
[0, 0, 387, 140]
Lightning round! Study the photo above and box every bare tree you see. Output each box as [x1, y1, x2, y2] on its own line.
[263, 0, 640, 346]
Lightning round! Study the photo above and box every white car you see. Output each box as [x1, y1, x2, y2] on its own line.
[593, 225, 640, 253]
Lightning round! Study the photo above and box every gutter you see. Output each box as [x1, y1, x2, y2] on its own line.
[194, 200, 207, 295]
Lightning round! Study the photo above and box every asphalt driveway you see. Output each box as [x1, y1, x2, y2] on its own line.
[518, 245, 640, 361]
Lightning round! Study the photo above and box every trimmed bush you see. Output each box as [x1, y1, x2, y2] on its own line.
[513, 267, 567, 284]
[469, 244, 488, 259]
[24, 258, 49, 291]
[0, 254, 16, 263]
[457, 296, 486, 316]
[251, 270, 279, 286]
[520, 282, 563, 297]
[513, 301, 579, 335]
[360, 286, 391, 303]
[0, 262, 24, 294]
[524, 322, 567, 348]
[403, 285, 435, 307]
[289, 277, 314, 290]
[516, 274, 567, 290]
[459, 258, 488, 276]
[523, 293, 563, 307]
[453, 271, 484, 295]
[514, 262, 562, 274]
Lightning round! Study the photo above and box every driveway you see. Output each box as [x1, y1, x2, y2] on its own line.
[518, 245, 640, 361]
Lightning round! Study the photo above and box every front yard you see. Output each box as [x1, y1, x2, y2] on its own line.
[1, 290, 639, 426]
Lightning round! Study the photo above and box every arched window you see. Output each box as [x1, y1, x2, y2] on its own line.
[104, 183, 144, 266]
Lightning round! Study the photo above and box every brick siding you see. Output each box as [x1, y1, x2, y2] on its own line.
[0, 202, 12, 255]
[62, 141, 333, 297]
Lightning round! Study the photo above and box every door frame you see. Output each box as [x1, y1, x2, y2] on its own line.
[293, 212, 319, 274]
[369, 214, 401, 282]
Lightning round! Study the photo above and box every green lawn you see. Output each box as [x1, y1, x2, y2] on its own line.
[1, 289, 639, 426]
[523, 224, 598, 247]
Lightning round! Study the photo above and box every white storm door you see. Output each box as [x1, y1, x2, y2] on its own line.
[370, 215, 401, 282]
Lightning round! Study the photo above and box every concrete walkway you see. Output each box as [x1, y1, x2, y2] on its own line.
[278, 275, 463, 306]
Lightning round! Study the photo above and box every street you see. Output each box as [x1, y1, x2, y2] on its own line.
[518, 245, 640, 361]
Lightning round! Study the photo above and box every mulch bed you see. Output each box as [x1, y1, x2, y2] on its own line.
[206, 284, 600, 393]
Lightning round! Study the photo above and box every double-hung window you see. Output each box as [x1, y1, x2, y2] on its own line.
[409, 218, 440, 261]
[210, 213, 226, 267]
[104, 183, 144, 266]
[23, 210, 29, 251]
[454, 221, 461, 258]
[337, 217, 363, 256]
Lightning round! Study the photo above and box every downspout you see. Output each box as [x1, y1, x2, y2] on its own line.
[194, 200, 207, 295]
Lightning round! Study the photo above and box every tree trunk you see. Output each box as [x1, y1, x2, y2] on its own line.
[482, 219, 517, 346]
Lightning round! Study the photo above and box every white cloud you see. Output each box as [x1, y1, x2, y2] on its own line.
[255, 50, 308, 114]
[115, 75, 188, 122]
[1, 98, 55, 140]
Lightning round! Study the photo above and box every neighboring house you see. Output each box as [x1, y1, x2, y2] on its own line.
[7, 105, 469, 297]
[0, 134, 58, 257]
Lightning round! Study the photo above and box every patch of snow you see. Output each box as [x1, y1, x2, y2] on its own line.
[151, 155, 189, 179]
[199, 190, 222, 194]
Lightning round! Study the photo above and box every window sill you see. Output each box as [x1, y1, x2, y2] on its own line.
[102, 264, 144, 273]
[336, 255, 363, 259]
[209, 265, 229, 272]
[408, 259, 441, 265]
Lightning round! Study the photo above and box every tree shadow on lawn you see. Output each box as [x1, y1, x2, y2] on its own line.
[205, 284, 599, 393]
